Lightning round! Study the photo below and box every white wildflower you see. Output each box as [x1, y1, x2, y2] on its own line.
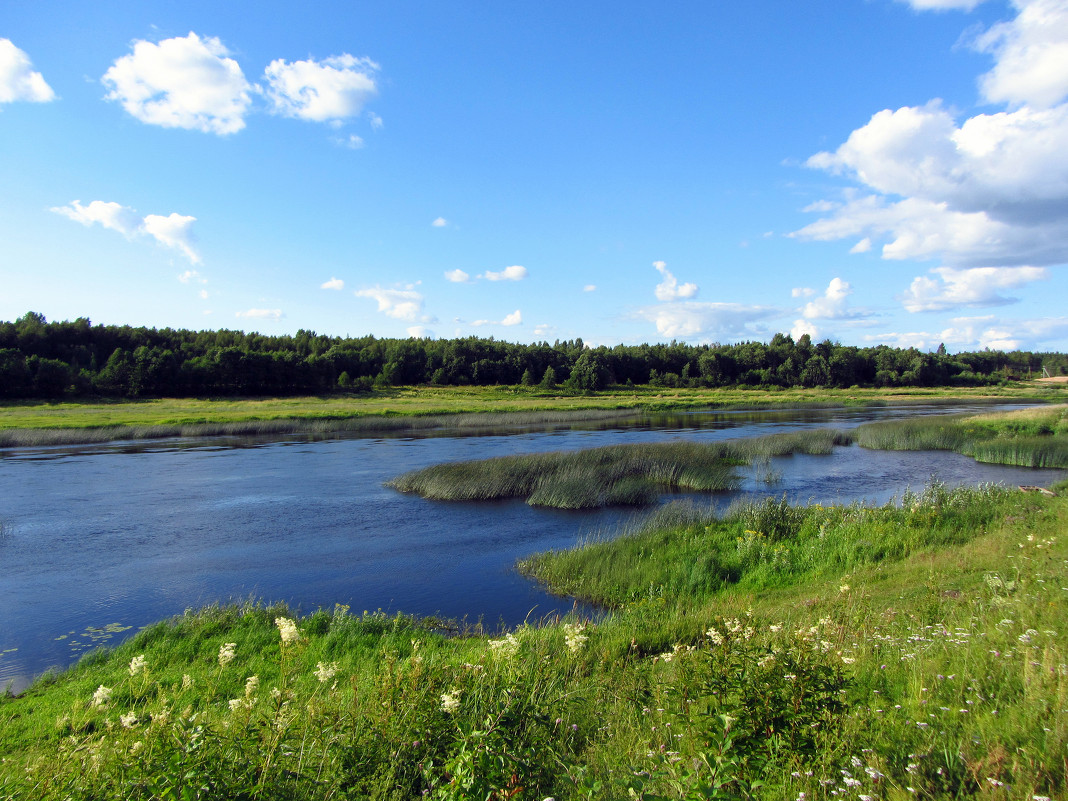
[218, 642, 237, 668]
[228, 698, 246, 713]
[839, 583, 850, 593]
[181, 674, 193, 691]
[244, 675, 259, 698]
[563, 622, 588, 654]
[275, 617, 300, 645]
[441, 689, 461, 714]
[488, 633, 520, 658]
[91, 685, 112, 708]
[315, 661, 339, 683]
[706, 627, 724, 645]
[119, 712, 139, 729]
[128, 654, 147, 677]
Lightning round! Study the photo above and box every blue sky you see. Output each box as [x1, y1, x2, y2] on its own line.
[3, 0, 1068, 352]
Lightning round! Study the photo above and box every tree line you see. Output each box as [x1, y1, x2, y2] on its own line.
[1, 312, 1065, 400]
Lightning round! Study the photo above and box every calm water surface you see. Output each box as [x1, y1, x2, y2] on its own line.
[1, 402, 1064, 692]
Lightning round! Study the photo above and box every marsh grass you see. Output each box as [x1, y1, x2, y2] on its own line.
[856, 403, 1068, 468]
[389, 429, 852, 509]
[3, 483, 1066, 800]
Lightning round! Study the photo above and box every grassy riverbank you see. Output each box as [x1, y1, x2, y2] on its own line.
[855, 404, 1068, 468]
[390, 429, 852, 508]
[0, 384, 1059, 446]
[3, 481, 1066, 800]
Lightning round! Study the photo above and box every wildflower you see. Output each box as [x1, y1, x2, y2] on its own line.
[181, 674, 193, 691]
[120, 712, 139, 729]
[769, 624, 783, 633]
[315, 661, 339, 683]
[563, 622, 588, 654]
[128, 654, 147, 676]
[218, 642, 237, 668]
[91, 685, 112, 707]
[839, 583, 850, 593]
[130, 741, 144, 755]
[275, 617, 300, 645]
[488, 633, 520, 658]
[228, 698, 246, 713]
[706, 627, 724, 645]
[440, 689, 461, 713]
[244, 675, 259, 697]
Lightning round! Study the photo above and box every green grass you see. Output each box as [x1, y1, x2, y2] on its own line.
[388, 429, 853, 509]
[856, 403, 1068, 468]
[4, 481, 1066, 800]
[0, 385, 1059, 445]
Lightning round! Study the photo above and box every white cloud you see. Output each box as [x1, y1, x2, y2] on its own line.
[52, 200, 201, 263]
[236, 308, 283, 320]
[653, 261, 698, 301]
[849, 237, 873, 254]
[791, 286, 816, 298]
[473, 310, 523, 327]
[797, 1, 1068, 270]
[801, 277, 854, 319]
[0, 39, 55, 104]
[432, 217, 448, 227]
[355, 285, 426, 321]
[637, 301, 780, 339]
[481, 265, 528, 281]
[320, 277, 344, 290]
[533, 324, 555, 338]
[142, 213, 199, 264]
[332, 134, 364, 149]
[262, 54, 377, 123]
[103, 33, 251, 135]
[864, 313, 1068, 350]
[179, 269, 207, 284]
[974, 0, 1068, 108]
[369, 112, 384, 129]
[901, 265, 1048, 311]
[199, 289, 209, 299]
[407, 326, 435, 338]
[791, 319, 821, 341]
[583, 284, 597, 292]
[444, 269, 471, 283]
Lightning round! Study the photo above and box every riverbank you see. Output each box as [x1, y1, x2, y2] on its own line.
[0, 383, 1061, 447]
[3, 479, 1065, 800]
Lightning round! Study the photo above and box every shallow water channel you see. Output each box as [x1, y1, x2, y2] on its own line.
[1, 401, 1065, 692]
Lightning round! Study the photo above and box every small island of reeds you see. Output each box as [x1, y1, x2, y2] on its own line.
[387, 429, 853, 508]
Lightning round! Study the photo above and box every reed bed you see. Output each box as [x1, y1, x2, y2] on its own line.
[389, 428, 853, 509]
[855, 403, 1068, 468]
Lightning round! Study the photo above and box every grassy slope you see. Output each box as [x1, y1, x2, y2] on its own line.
[3, 482, 1066, 800]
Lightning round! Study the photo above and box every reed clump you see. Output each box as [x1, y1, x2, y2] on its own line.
[389, 428, 852, 509]
[855, 403, 1068, 468]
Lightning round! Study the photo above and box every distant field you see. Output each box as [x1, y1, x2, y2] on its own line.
[0, 383, 1060, 435]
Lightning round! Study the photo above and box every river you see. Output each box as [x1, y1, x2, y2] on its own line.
[1, 401, 1064, 693]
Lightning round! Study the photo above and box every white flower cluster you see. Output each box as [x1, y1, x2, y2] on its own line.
[128, 654, 147, 677]
[218, 642, 237, 668]
[563, 622, 588, 654]
[488, 633, 520, 658]
[315, 661, 339, 683]
[440, 688, 461, 714]
[275, 616, 300, 645]
[91, 685, 112, 707]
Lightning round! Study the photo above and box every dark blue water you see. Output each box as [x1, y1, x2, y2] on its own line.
[1, 402, 1063, 692]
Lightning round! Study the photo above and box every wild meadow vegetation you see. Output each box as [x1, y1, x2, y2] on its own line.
[855, 404, 1068, 469]
[2, 480, 1066, 800]
[389, 429, 852, 509]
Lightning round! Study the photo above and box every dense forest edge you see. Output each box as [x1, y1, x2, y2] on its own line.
[4, 311, 1068, 400]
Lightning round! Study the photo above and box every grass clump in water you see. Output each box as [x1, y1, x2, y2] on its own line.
[856, 403, 1068, 468]
[389, 428, 852, 509]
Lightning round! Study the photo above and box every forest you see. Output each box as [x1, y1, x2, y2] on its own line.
[2, 311, 1065, 400]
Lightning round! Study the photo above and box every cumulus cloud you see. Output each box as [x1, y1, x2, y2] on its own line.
[407, 325, 435, 338]
[103, 32, 251, 134]
[52, 200, 201, 263]
[637, 301, 780, 339]
[791, 319, 822, 341]
[583, 284, 597, 292]
[355, 285, 426, 321]
[796, 1, 1068, 270]
[179, 269, 207, 284]
[480, 265, 528, 281]
[0, 39, 55, 104]
[321, 277, 344, 290]
[865, 312, 1068, 351]
[901, 265, 1048, 311]
[473, 310, 522, 327]
[236, 308, 283, 320]
[432, 217, 448, 227]
[332, 133, 364, 149]
[262, 54, 377, 123]
[791, 287, 817, 298]
[801, 277, 855, 319]
[653, 261, 698, 301]
[444, 269, 471, 283]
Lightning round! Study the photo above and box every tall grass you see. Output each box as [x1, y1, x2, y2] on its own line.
[389, 428, 852, 509]
[3, 483, 1065, 800]
[855, 403, 1068, 468]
